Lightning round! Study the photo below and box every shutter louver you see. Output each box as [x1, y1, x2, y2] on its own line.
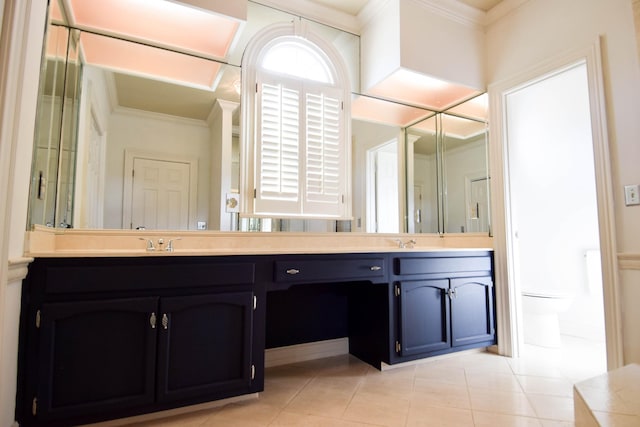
[305, 91, 343, 215]
[255, 80, 302, 215]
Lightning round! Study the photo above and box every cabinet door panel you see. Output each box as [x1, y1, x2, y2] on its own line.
[399, 279, 450, 356]
[157, 292, 254, 403]
[450, 277, 494, 347]
[37, 297, 158, 421]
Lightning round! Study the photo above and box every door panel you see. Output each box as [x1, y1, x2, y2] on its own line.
[131, 158, 190, 230]
[157, 292, 254, 403]
[399, 279, 450, 356]
[37, 298, 158, 421]
[450, 277, 494, 347]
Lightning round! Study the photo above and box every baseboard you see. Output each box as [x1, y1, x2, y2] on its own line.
[265, 338, 349, 367]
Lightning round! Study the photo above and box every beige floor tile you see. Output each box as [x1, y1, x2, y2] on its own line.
[468, 388, 537, 417]
[283, 384, 355, 418]
[527, 394, 575, 422]
[128, 410, 212, 427]
[414, 364, 468, 387]
[539, 420, 575, 427]
[356, 375, 415, 400]
[436, 352, 513, 375]
[412, 379, 471, 410]
[465, 371, 523, 393]
[472, 410, 543, 427]
[517, 375, 575, 397]
[269, 411, 375, 427]
[406, 405, 474, 427]
[204, 401, 281, 426]
[508, 358, 566, 378]
[341, 391, 410, 427]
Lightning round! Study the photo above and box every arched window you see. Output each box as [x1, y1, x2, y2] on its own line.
[241, 24, 351, 219]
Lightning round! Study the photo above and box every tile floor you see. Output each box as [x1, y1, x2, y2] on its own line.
[128, 337, 607, 427]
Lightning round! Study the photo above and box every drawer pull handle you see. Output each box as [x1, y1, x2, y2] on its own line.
[286, 268, 300, 275]
[370, 266, 382, 271]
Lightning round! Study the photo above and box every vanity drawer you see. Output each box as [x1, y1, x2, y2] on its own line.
[274, 257, 386, 284]
[394, 253, 492, 277]
[43, 259, 256, 294]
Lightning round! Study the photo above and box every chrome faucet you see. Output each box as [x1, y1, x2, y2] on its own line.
[395, 239, 417, 249]
[139, 238, 156, 251]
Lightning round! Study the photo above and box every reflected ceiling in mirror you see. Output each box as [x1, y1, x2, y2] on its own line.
[58, 0, 243, 60]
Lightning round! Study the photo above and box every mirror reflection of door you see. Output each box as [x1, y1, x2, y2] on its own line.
[367, 140, 399, 233]
[130, 158, 191, 230]
[465, 175, 489, 233]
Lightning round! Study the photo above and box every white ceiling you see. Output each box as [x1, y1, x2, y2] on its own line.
[309, 0, 504, 15]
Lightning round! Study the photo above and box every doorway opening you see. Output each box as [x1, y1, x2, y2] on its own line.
[504, 62, 606, 378]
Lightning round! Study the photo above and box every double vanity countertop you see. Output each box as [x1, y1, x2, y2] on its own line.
[24, 225, 493, 258]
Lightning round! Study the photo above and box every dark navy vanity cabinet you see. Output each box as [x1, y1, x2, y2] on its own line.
[17, 250, 494, 426]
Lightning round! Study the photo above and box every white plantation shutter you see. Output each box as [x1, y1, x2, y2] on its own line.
[254, 78, 346, 217]
[305, 89, 344, 216]
[255, 77, 302, 215]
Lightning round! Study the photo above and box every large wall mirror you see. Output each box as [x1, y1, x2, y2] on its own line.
[28, 0, 488, 234]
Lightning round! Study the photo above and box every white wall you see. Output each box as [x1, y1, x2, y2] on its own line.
[360, 0, 401, 91]
[104, 111, 211, 229]
[361, 0, 485, 92]
[399, 0, 485, 90]
[487, 0, 640, 363]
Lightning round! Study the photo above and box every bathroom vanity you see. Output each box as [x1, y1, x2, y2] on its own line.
[16, 232, 494, 426]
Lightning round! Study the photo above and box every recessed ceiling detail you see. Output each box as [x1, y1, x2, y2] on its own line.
[351, 95, 433, 127]
[80, 32, 222, 90]
[366, 68, 482, 112]
[65, 0, 241, 60]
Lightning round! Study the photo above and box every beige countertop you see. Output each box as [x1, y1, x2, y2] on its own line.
[25, 225, 493, 257]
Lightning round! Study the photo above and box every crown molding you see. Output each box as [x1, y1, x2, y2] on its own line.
[409, 0, 486, 29]
[484, 0, 530, 26]
[358, 0, 391, 28]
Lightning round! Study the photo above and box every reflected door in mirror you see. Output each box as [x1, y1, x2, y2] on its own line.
[131, 158, 190, 230]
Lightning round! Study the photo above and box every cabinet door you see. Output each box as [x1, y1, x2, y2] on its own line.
[36, 297, 158, 421]
[450, 277, 495, 347]
[157, 292, 254, 403]
[398, 279, 450, 356]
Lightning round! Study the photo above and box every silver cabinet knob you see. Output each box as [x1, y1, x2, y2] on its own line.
[286, 268, 300, 275]
[370, 266, 382, 271]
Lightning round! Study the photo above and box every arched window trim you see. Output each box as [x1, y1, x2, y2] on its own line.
[240, 20, 352, 219]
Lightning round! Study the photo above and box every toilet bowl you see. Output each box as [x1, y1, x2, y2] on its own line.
[521, 290, 573, 348]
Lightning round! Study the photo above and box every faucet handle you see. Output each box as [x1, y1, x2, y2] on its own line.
[166, 238, 182, 252]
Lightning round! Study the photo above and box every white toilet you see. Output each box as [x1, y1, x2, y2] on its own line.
[521, 288, 574, 348]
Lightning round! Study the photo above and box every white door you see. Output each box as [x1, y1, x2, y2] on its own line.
[505, 62, 605, 367]
[131, 158, 191, 230]
[466, 177, 489, 233]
